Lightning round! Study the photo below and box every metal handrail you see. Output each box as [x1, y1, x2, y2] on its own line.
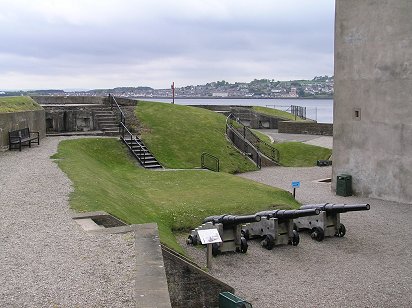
[226, 113, 279, 164]
[119, 122, 147, 165]
[109, 93, 126, 128]
[226, 114, 262, 168]
[201, 152, 220, 172]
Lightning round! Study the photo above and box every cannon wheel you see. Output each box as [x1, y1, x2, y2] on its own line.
[290, 230, 300, 246]
[186, 234, 198, 246]
[241, 229, 250, 240]
[261, 234, 275, 250]
[240, 237, 248, 253]
[212, 243, 220, 257]
[335, 223, 346, 237]
[311, 227, 325, 242]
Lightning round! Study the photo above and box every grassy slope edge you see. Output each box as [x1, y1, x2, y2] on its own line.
[52, 138, 299, 253]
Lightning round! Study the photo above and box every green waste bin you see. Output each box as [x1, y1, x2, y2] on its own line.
[219, 292, 252, 308]
[336, 174, 352, 197]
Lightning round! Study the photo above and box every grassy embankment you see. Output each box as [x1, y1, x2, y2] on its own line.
[54, 102, 300, 253]
[136, 101, 257, 173]
[252, 106, 308, 121]
[251, 129, 332, 167]
[0, 96, 43, 112]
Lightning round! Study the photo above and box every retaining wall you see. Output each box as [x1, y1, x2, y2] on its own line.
[278, 121, 333, 136]
[162, 246, 234, 308]
[194, 105, 283, 129]
[31, 95, 107, 105]
[0, 110, 46, 151]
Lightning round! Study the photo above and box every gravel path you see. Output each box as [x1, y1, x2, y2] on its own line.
[181, 166, 412, 308]
[0, 137, 135, 307]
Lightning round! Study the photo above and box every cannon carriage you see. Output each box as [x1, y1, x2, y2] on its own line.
[293, 203, 370, 241]
[187, 214, 261, 256]
[242, 209, 320, 250]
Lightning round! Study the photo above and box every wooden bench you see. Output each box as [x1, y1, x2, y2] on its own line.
[8, 128, 40, 151]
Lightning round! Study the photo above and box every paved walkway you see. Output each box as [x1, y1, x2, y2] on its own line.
[0, 137, 136, 307]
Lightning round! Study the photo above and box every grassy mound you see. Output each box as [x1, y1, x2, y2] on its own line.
[52, 138, 300, 253]
[136, 101, 257, 173]
[0, 96, 43, 112]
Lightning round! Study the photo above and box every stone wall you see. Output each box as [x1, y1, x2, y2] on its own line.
[44, 106, 97, 133]
[162, 246, 234, 308]
[333, 0, 412, 204]
[0, 110, 46, 151]
[278, 121, 333, 135]
[193, 105, 282, 129]
[31, 95, 107, 105]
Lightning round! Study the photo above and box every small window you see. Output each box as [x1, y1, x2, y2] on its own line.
[354, 108, 361, 120]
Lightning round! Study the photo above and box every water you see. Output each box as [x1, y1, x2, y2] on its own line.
[142, 98, 333, 123]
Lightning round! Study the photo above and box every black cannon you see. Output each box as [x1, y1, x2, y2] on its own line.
[294, 203, 370, 241]
[203, 214, 261, 225]
[188, 214, 261, 256]
[242, 208, 320, 250]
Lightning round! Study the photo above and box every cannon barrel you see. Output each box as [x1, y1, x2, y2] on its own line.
[300, 203, 370, 213]
[203, 214, 261, 225]
[256, 208, 320, 220]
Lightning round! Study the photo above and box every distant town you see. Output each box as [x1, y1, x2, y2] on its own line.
[1, 76, 333, 99]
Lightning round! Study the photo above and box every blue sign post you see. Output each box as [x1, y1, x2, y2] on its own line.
[292, 181, 300, 198]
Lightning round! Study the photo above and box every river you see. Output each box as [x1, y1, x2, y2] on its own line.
[142, 98, 333, 123]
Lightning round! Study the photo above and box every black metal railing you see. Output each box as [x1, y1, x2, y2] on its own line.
[108, 93, 125, 131]
[201, 152, 220, 172]
[226, 114, 279, 164]
[119, 122, 148, 165]
[226, 114, 262, 168]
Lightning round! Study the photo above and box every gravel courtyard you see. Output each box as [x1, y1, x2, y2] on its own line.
[0, 137, 135, 307]
[182, 166, 412, 308]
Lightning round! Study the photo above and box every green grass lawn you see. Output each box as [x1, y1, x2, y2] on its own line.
[274, 142, 332, 167]
[52, 138, 300, 253]
[136, 101, 257, 173]
[0, 96, 43, 112]
[252, 106, 308, 121]
[250, 129, 332, 167]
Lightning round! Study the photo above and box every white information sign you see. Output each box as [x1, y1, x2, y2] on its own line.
[197, 229, 222, 245]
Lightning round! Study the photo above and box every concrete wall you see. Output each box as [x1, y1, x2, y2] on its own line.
[194, 105, 283, 129]
[31, 95, 107, 105]
[0, 110, 46, 151]
[333, 0, 412, 204]
[278, 121, 333, 136]
[44, 106, 97, 133]
[162, 246, 234, 308]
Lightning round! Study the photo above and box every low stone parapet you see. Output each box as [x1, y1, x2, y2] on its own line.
[278, 121, 333, 136]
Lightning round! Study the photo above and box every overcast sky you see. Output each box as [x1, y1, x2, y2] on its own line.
[0, 0, 335, 90]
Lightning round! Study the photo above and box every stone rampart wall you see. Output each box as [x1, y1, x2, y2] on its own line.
[162, 246, 234, 308]
[31, 95, 107, 105]
[278, 121, 333, 136]
[0, 110, 46, 151]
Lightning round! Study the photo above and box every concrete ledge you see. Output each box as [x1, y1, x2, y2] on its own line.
[135, 224, 172, 308]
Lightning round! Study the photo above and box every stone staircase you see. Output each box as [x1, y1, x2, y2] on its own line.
[93, 106, 119, 136]
[122, 136, 163, 169]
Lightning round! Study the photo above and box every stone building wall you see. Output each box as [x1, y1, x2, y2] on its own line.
[333, 0, 412, 203]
